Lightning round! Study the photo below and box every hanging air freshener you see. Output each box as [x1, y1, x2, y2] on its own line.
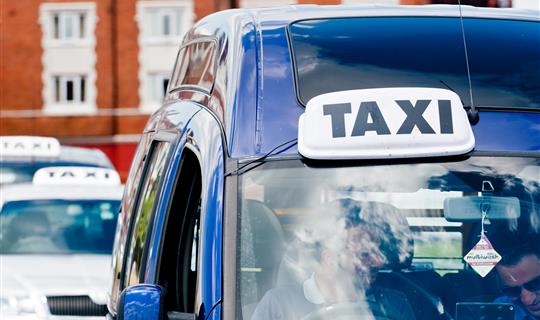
[464, 205, 501, 277]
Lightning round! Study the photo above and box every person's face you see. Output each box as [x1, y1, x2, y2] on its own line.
[322, 226, 385, 286]
[496, 254, 540, 317]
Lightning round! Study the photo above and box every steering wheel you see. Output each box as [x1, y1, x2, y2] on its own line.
[301, 301, 393, 320]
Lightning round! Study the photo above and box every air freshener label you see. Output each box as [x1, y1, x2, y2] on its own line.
[464, 235, 501, 277]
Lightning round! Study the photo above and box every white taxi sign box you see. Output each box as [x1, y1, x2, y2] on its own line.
[298, 88, 475, 160]
[0, 136, 61, 158]
[33, 167, 121, 186]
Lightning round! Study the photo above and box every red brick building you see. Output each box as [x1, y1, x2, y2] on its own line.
[0, 0, 513, 178]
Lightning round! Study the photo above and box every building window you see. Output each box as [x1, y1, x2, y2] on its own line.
[136, 0, 194, 112]
[40, 3, 96, 114]
[161, 12, 172, 36]
[53, 75, 86, 103]
[147, 8, 184, 39]
[51, 12, 88, 40]
[150, 73, 170, 104]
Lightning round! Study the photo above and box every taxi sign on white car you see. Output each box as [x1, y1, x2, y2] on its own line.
[33, 166, 121, 186]
[298, 88, 475, 160]
[0, 136, 61, 158]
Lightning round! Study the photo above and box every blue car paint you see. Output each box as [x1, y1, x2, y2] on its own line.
[113, 5, 539, 320]
[140, 104, 225, 319]
[230, 14, 540, 157]
[120, 284, 163, 320]
[229, 19, 259, 157]
[142, 127, 191, 283]
[472, 112, 540, 152]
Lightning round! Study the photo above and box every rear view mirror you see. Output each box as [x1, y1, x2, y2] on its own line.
[444, 196, 520, 222]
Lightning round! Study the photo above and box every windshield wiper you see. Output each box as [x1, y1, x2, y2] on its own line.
[225, 138, 298, 176]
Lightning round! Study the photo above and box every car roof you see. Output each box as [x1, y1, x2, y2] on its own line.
[1, 145, 113, 167]
[57, 145, 114, 167]
[0, 136, 113, 168]
[0, 183, 124, 206]
[157, 4, 539, 159]
[245, 4, 538, 24]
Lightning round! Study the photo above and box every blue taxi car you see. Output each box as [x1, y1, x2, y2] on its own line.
[108, 5, 540, 320]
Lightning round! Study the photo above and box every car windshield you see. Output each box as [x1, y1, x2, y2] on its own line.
[237, 156, 539, 320]
[289, 17, 540, 110]
[0, 166, 35, 185]
[0, 199, 120, 254]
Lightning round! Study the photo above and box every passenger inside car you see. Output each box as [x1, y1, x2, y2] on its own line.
[235, 158, 539, 320]
[493, 233, 540, 320]
[251, 199, 415, 320]
[5, 210, 58, 253]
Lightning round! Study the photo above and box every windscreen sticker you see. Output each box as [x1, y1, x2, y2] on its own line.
[464, 234, 501, 278]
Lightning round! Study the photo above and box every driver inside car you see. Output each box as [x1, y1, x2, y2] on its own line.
[251, 199, 416, 320]
[494, 233, 540, 320]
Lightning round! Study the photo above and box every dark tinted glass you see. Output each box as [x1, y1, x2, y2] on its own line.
[289, 17, 540, 110]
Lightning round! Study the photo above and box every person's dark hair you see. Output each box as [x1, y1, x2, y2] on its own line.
[311, 198, 413, 269]
[494, 232, 540, 266]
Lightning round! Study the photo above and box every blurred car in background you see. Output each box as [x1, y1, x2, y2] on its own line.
[0, 166, 123, 319]
[0, 136, 114, 185]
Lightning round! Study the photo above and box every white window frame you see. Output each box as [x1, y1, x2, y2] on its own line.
[151, 73, 170, 103]
[158, 10, 175, 37]
[136, 0, 194, 45]
[58, 12, 84, 40]
[141, 72, 170, 112]
[40, 3, 97, 115]
[41, 4, 94, 46]
[54, 75, 86, 104]
[137, 0, 194, 113]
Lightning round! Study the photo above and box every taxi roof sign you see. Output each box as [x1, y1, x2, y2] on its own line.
[298, 88, 475, 160]
[33, 166, 121, 186]
[0, 136, 61, 158]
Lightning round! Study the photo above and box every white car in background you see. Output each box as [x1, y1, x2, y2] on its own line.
[0, 136, 114, 186]
[0, 167, 123, 319]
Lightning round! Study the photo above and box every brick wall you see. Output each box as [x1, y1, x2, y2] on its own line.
[1, 0, 43, 110]
[95, 0, 114, 109]
[115, 0, 139, 108]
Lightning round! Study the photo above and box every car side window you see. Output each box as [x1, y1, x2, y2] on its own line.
[169, 39, 216, 94]
[124, 141, 170, 287]
[157, 150, 202, 315]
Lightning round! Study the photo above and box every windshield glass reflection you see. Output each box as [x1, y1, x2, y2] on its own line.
[1, 199, 120, 254]
[237, 156, 539, 320]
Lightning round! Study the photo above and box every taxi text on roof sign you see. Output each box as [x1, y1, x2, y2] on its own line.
[0, 136, 61, 158]
[298, 88, 475, 160]
[33, 166, 121, 186]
